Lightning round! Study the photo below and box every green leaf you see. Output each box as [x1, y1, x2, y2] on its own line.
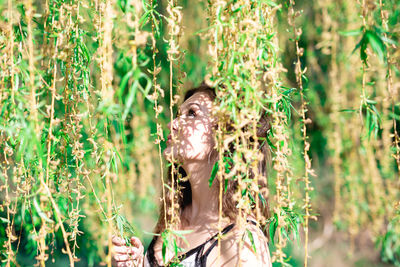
[122, 79, 138, 120]
[246, 229, 257, 253]
[339, 27, 363, 36]
[170, 229, 192, 236]
[339, 109, 357, 113]
[0, 217, 10, 223]
[365, 30, 386, 62]
[173, 239, 178, 256]
[360, 36, 368, 64]
[380, 35, 397, 45]
[259, 193, 267, 208]
[118, 70, 133, 101]
[248, 190, 255, 204]
[208, 161, 219, 188]
[162, 240, 167, 263]
[33, 197, 54, 224]
[269, 215, 277, 245]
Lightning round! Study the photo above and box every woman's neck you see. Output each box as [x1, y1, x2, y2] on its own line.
[182, 159, 219, 226]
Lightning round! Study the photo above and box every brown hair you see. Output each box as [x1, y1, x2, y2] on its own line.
[154, 83, 271, 235]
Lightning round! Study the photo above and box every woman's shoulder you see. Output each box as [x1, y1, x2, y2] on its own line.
[207, 219, 271, 267]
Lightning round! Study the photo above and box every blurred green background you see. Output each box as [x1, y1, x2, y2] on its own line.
[0, 0, 399, 266]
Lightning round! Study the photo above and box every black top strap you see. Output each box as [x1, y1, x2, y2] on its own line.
[147, 223, 235, 267]
[202, 223, 235, 258]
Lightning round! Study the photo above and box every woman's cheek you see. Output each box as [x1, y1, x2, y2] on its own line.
[190, 140, 211, 160]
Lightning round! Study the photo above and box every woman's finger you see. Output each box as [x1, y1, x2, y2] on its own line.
[129, 248, 142, 260]
[115, 248, 141, 259]
[116, 261, 134, 267]
[112, 236, 126, 246]
[114, 253, 133, 262]
[113, 245, 135, 254]
[130, 237, 142, 249]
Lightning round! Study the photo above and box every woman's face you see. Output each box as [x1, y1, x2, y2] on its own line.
[163, 91, 216, 164]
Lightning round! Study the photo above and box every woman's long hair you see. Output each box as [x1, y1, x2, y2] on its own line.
[154, 83, 271, 236]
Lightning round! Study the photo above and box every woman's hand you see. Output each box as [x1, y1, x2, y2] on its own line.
[111, 235, 144, 267]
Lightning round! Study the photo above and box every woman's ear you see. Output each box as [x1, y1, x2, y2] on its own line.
[208, 148, 218, 164]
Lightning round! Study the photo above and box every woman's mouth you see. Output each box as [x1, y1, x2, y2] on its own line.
[167, 134, 178, 144]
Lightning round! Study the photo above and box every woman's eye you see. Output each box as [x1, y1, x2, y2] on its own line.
[188, 109, 196, 117]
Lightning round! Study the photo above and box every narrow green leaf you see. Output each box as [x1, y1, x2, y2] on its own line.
[208, 161, 219, 188]
[33, 197, 54, 224]
[0, 217, 10, 223]
[366, 30, 385, 62]
[339, 27, 362, 36]
[246, 229, 257, 253]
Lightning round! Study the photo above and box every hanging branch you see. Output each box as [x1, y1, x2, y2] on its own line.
[24, 0, 49, 264]
[166, 0, 183, 233]
[207, 0, 292, 264]
[149, 0, 168, 232]
[378, 0, 400, 177]
[262, 5, 293, 264]
[97, 0, 116, 265]
[7, 0, 15, 108]
[206, 0, 227, 262]
[287, 0, 315, 266]
[2, 148, 16, 266]
[2, 0, 17, 264]
[318, 0, 344, 227]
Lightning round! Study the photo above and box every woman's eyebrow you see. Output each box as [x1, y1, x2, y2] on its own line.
[180, 102, 201, 113]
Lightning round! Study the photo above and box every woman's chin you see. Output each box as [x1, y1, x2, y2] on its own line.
[163, 147, 179, 162]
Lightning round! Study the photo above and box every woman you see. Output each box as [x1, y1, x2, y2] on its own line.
[112, 84, 272, 266]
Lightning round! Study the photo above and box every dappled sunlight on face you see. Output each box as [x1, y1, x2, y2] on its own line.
[163, 92, 216, 164]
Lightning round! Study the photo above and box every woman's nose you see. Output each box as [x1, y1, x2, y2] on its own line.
[168, 118, 178, 131]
